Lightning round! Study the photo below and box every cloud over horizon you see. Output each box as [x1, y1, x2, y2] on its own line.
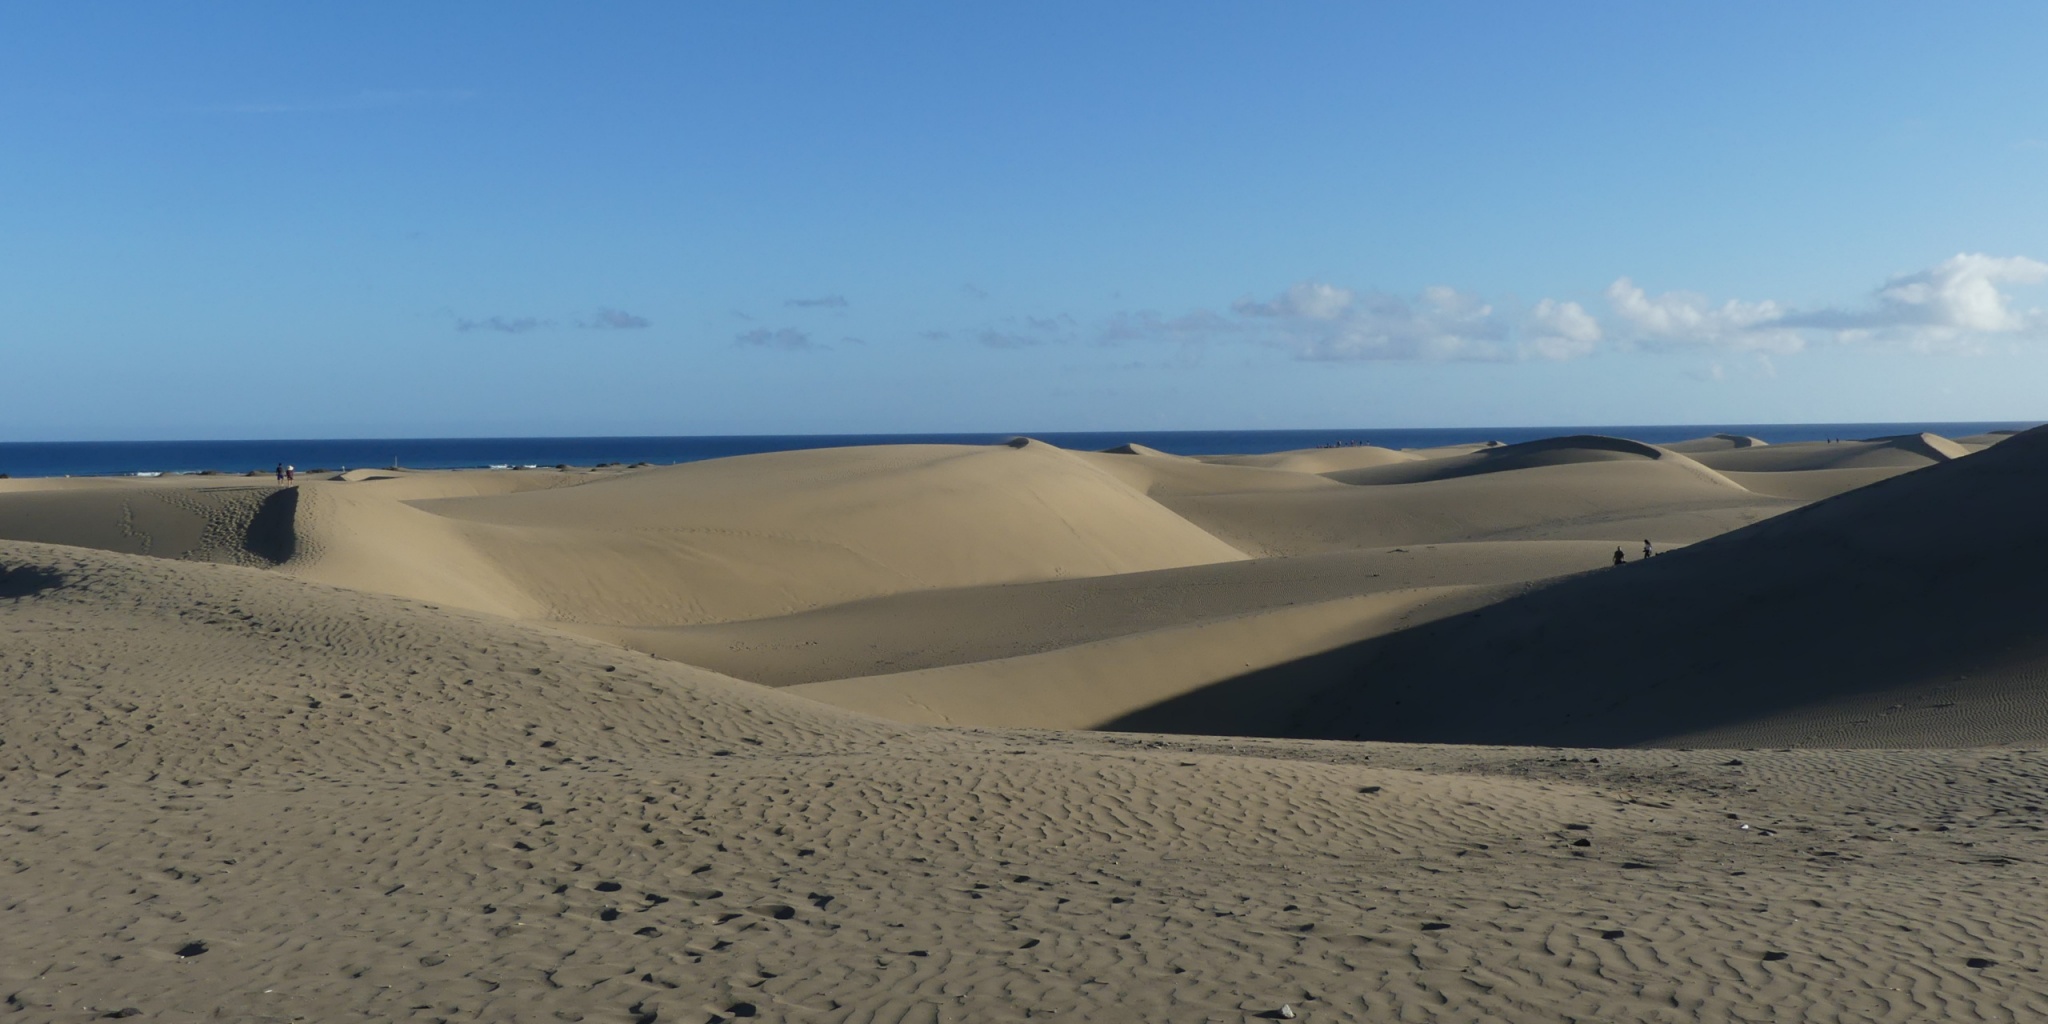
[1609, 253, 2048, 354]
[1094, 252, 2046, 365]
[784, 295, 850, 309]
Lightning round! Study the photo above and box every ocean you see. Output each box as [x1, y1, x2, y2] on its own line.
[0, 422, 2036, 479]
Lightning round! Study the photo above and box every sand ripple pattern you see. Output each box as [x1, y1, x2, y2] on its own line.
[5, 541, 2048, 1021]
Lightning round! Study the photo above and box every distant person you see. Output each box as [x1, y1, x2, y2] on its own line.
[1643, 539, 1655, 559]
[1613, 547, 1626, 567]
[275, 462, 284, 483]
[285, 464, 295, 483]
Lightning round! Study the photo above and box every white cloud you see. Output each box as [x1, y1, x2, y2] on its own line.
[1604, 278, 1800, 352]
[1233, 282, 1356, 321]
[1602, 253, 2048, 354]
[1524, 298, 1602, 360]
[1078, 253, 2048, 366]
[1226, 282, 1514, 362]
[1871, 253, 2048, 333]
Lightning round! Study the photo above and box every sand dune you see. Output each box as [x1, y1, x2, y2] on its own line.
[1956, 428, 2024, 448]
[1720, 466, 1921, 500]
[413, 443, 1248, 624]
[10, 529, 2048, 1020]
[1663, 432, 1769, 452]
[787, 588, 1485, 728]
[0, 479, 296, 567]
[1164, 458, 1788, 556]
[572, 542, 1621, 690]
[8, 426, 2048, 1020]
[1690, 431, 1968, 472]
[1195, 444, 1419, 474]
[1325, 434, 1737, 487]
[1096, 441, 1185, 458]
[0, 444, 1250, 627]
[1148, 424, 2048, 748]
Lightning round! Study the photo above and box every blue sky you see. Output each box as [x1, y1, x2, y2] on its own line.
[4, 2, 2046, 439]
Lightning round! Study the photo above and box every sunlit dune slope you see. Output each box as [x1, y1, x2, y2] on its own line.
[0, 538, 1690, 1023]
[1162, 443, 1793, 556]
[1690, 432, 1969, 472]
[1327, 435, 1737, 487]
[1662, 433, 1769, 453]
[0, 443, 1250, 626]
[571, 541, 1620, 690]
[1131, 425, 2048, 748]
[412, 442, 1248, 624]
[1195, 444, 1420, 474]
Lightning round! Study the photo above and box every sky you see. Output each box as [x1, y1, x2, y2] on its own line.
[3, 2, 2047, 440]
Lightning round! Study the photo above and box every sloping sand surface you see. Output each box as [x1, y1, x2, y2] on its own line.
[1955, 429, 2024, 447]
[0, 481, 296, 567]
[1691, 432, 1968, 472]
[1328, 435, 1736, 486]
[10, 540, 2048, 1021]
[573, 542, 1619, 689]
[415, 443, 1248, 624]
[1195, 445, 1419, 474]
[1721, 466, 1920, 501]
[787, 587, 1501, 728]
[1166, 459, 1790, 556]
[1662, 432, 1768, 452]
[1168, 425, 2048, 748]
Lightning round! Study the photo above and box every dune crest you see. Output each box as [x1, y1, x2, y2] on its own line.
[1664, 433, 1769, 452]
[1198, 445, 1419, 474]
[1098, 441, 1185, 458]
[1692, 432, 1972, 473]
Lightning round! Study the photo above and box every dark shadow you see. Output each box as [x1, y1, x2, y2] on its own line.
[0, 564, 65, 599]
[1106, 424, 2048, 747]
[242, 486, 299, 565]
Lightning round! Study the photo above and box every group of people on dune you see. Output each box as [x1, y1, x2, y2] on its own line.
[1613, 539, 1654, 566]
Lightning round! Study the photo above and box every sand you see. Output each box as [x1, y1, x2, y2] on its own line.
[4, 426, 2048, 1021]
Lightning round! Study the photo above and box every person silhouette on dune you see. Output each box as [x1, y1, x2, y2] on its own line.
[1643, 539, 1654, 559]
[1613, 547, 1626, 566]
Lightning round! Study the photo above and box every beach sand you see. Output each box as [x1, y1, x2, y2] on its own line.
[3, 427, 2046, 1021]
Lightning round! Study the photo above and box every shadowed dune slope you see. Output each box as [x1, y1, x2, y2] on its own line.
[0, 482, 299, 567]
[1116, 425, 2048, 748]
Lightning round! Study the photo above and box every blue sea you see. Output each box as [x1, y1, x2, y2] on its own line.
[0, 423, 2036, 479]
